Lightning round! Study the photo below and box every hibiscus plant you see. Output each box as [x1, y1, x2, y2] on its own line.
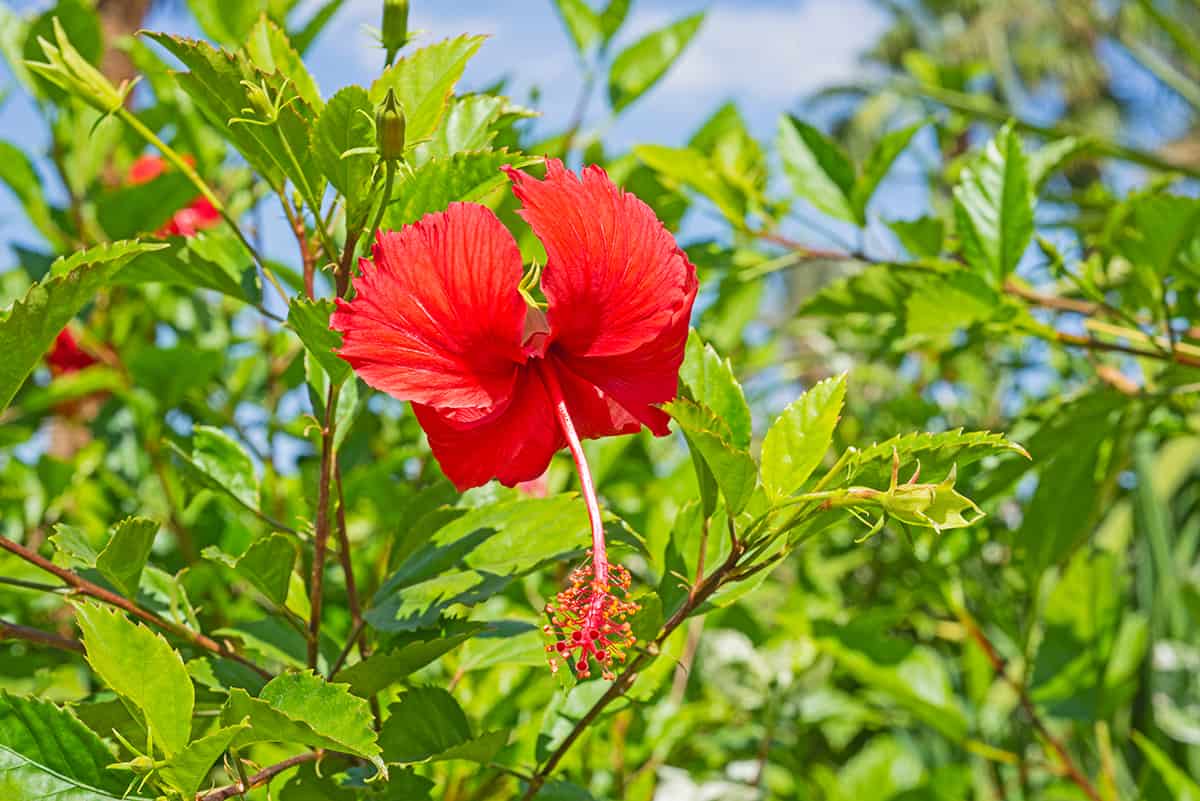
[3, 0, 1195, 800]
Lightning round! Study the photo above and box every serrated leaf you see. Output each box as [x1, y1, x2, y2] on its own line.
[189, 425, 260, 510]
[74, 601, 194, 756]
[159, 721, 248, 796]
[904, 270, 998, 343]
[778, 115, 857, 224]
[244, 16, 322, 111]
[143, 33, 323, 199]
[953, 123, 1034, 283]
[369, 35, 486, 145]
[761, 374, 846, 500]
[633, 144, 746, 228]
[383, 150, 529, 228]
[114, 231, 260, 304]
[95, 516, 158, 597]
[0, 692, 131, 796]
[852, 123, 921, 222]
[665, 398, 757, 514]
[679, 330, 751, 449]
[847, 429, 1027, 490]
[608, 13, 703, 112]
[0, 239, 164, 412]
[311, 85, 375, 229]
[412, 94, 511, 163]
[186, 0, 266, 46]
[378, 687, 503, 764]
[553, 0, 602, 55]
[224, 671, 384, 775]
[288, 297, 351, 385]
[798, 262, 926, 318]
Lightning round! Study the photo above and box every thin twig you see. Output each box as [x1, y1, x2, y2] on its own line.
[0, 618, 84, 653]
[960, 613, 1103, 801]
[197, 751, 320, 801]
[0, 534, 271, 679]
[307, 381, 339, 669]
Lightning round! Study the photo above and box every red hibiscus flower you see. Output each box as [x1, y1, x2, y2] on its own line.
[47, 328, 98, 376]
[127, 155, 220, 238]
[332, 159, 698, 678]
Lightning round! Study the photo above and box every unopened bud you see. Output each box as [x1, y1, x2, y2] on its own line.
[382, 0, 410, 66]
[375, 88, 406, 162]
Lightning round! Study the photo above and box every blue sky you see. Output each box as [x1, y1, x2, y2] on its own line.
[0, 0, 888, 260]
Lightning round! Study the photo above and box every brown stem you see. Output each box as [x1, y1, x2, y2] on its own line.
[0, 618, 84, 654]
[334, 464, 365, 653]
[961, 614, 1103, 801]
[0, 534, 271, 679]
[283, 197, 316, 299]
[307, 382, 340, 669]
[520, 537, 746, 799]
[196, 751, 320, 801]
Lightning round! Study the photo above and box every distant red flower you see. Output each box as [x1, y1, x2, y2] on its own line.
[126, 155, 220, 238]
[332, 159, 698, 677]
[46, 328, 98, 376]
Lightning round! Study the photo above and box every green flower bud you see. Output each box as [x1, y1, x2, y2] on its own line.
[375, 88, 407, 162]
[382, 0, 410, 66]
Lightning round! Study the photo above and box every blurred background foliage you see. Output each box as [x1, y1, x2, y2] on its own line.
[1, 0, 1200, 799]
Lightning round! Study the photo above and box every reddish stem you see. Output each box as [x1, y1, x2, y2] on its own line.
[537, 361, 608, 589]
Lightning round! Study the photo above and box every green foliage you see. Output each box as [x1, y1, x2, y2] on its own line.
[5, 1, 1198, 799]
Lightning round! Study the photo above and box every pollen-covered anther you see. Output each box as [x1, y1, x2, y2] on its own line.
[543, 554, 639, 679]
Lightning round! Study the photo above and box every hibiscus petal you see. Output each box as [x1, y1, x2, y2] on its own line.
[548, 357, 643, 440]
[506, 159, 697, 359]
[413, 368, 562, 490]
[556, 274, 694, 437]
[332, 203, 529, 410]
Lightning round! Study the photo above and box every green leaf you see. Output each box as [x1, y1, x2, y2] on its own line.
[311, 85, 376, 230]
[633, 145, 747, 228]
[244, 16, 322, 111]
[159, 722, 248, 797]
[1030, 551, 1121, 720]
[815, 617, 968, 742]
[598, 0, 630, 42]
[607, 13, 703, 112]
[903, 270, 999, 344]
[383, 150, 529, 228]
[1027, 136, 1087, 189]
[95, 172, 198, 242]
[369, 35, 487, 145]
[847, 429, 1027, 490]
[1114, 193, 1200, 283]
[334, 628, 481, 696]
[114, 231, 260, 304]
[95, 517, 159, 597]
[186, 0, 266, 46]
[688, 102, 768, 200]
[761, 374, 847, 500]
[224, 671, 384, 775]
[0, 745, 148, 801]
[664, 398, 757, 514]
[778, 115, 857, 224]
[553, 0, 602, 55]
[0, 692, 131, 796]
[888, 217, 945, 259]
[378, 688, 504, 764]
[0, 139, 67, 249]
[206, 532, 298, 606]
[188, 425, 260, 510]
[679, 330, 752, 450]
[953, 122, 1034, 283]
[852, 123, 922, 222]
[413, 94, 519, 163]
[0, 239, 164, 412]
[73, 602, 194, 756]
[143, 33, 323, 198]
[288, 297, 351, 386]
[1132, 731, 1200, 801]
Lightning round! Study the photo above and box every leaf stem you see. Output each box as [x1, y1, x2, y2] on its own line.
[0, 534, 271, 678]
[365, 160, 396, 255]
[197, 751, 321, 801]
[0, 617, 84, 653]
